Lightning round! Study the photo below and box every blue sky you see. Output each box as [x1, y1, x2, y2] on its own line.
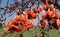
[1, 0, 16, 24]
[1, 0, 14, 7]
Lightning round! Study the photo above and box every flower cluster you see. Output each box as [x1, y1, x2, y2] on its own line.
[4, 0, 60, 34]
[4, 6, 45, 33]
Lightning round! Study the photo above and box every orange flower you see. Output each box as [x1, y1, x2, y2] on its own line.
[47, 8, 56, 18]
[14, 12, 28, 22]
[23, 12, 28, 19]
[31, 6, 39, 13]
[9, 23, 21, 32]
[26, 10, 33, 19]
[12, 24, 21, 32]
[50, 4, 54, 10]
[42, 12, 47, 20]
[30, 12, 38, 18]
[23, 24, 29, 30]
[23, 19, 34, 30]
[40, 20, 46, 26]
[5, 21, 14, 31]
[4, 25, 9, 31]
[29, 23, 34, 28]
[44, 4, 48, 9]
[38, 6, 45, 12]
[4, 19, 22, 32]
[8, 19, 14, 25]
[14, 15, 21, 22]
[57, 19, 60, 27]
[56, 13, 60, 19]
[21, 13, 28, 21]
[26, 10, 38, 20]
[42, 8, 56, 20]
[23, 23, 34, 30]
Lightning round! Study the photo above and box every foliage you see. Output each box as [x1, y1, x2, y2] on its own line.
[0, 23, 2, 27]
